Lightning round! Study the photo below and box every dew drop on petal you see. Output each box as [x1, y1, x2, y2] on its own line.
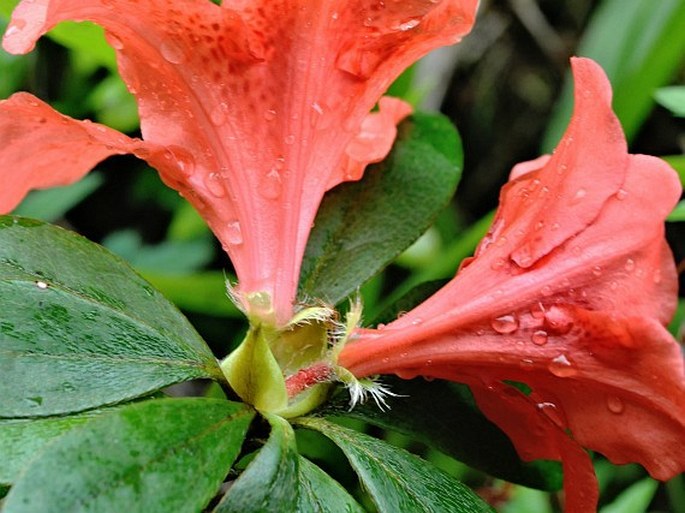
[260, 168, 282, 200]
[536, 402, 565, 427]
[531, 330, 548, 346]
[264, 109, 277, 121]
[284, 134, 295, 145]
[541, 285, 553, 297]
[607, 395, 624, 414]
[160, 38, 186, 64]
[210, 104, 227, 126]
[530, 302, 546, 319]
[572, 188, 587, 204]
[653, 269, 662, 284]
[225, 221, 243, 245]
[616, 188, 628, 201]
[519, 358, 535, 371]
[107, 32, 124, 50]
[491, 314, 519, 334]
[592, 265, 602, 277]
[490, 257, 506, 271]
[205, 172, 226, 198]
[548, 354, 577, 378]
[624, 258, 635, 272]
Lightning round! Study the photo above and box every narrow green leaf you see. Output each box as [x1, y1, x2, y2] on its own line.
[13, 173, 104, 222]
[667, 201, 685, 222]
[142, 271, 241, 317]
[297, 456, 365, 513]
[215, 414, 298, 513]
[298, 417, 493, 513]
[655, 86, 685, 117]
[3, 398, 254, 513]
[0, 217, 223, 418]
[543, 0, 685, 150]
[320, 377, 562, 492]
[599, 478, 659, 513]
[299, 112, 463, 305]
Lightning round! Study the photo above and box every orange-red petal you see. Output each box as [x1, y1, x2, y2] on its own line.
[2, 0, 478, 321]
[339, 58, 684, 511]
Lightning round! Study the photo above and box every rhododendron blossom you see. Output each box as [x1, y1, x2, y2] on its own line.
[0, 0, 478, 324]
[338, 58, 685, 512]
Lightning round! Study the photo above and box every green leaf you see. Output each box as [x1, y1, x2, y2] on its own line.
[542, 0, 685, 150]
[0, 217, 223, 418]
[299, 112, 463, 305]
[0, 408, 110, 485]
[215, 414, 298, 513]
[2, 398, 254, 513]
[655, 86, 685, 117]
[298, 417, 493, 513]
[297, 456, 365, 513]
[668, 201, 685, 222]
[599, 478, 659, 513]
[13, 173, 104, 222]
[320, 377, 562, 492]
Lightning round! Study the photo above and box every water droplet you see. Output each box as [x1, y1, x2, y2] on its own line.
[204, 172, 226, 198]
[260, 168, 282, 200]
[536, 402, 565, 427]
[616, 188, 628, 200]
[530, 302, 546, 319]
[160, 38, 186, 64]
[607, 395, 624, 414]
[398, 19, 420, 31]
[572, 188, 587, 204]
[550, 222, 560, 231]
[624, 258, 635, 272]
[541, 285, 553, 297]
[495, 236, 507, 247]
[225, 221, 243, 245]
[284, 134, 295, 145]
[210, 104, 227, 126]
[520, 358, 535, 371]
[264, 109, 277, 121]
[548, 354, 577, 378]
[491, 314, 519, 334]
[535, 220, 545, 231]
[396, 369, 418, 380]
[653, 270, 662, 284]
[592, 265, 602, 277]
[490, 257, 506, 271]
[411, 318, 423, 326]
[531, 330, 548, 346]
[35, 281, 48, 290]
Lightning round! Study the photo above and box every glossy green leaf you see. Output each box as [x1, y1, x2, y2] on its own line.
[298, 417, 493, 513]
[320, 377, 562, 491]
[0, 217, 223, 418]
[599, 478, 659, 513]
[13, 173, 104, 222]
[543, 0, 685, 150]
[215, 414, 298, 513]
[299, 112, 462, 305]
[297, 456, 365, 513]
[655, 86, 685, 117]
[2, 398, 254, 513]
[0, 408, 108, 485]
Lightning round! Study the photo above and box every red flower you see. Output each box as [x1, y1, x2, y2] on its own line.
[338, 58, 685, 512]
[0, 0, 478, 323]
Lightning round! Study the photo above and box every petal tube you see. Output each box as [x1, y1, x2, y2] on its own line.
[1, 0, 478, 322]
[339, 58, 684, 511]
